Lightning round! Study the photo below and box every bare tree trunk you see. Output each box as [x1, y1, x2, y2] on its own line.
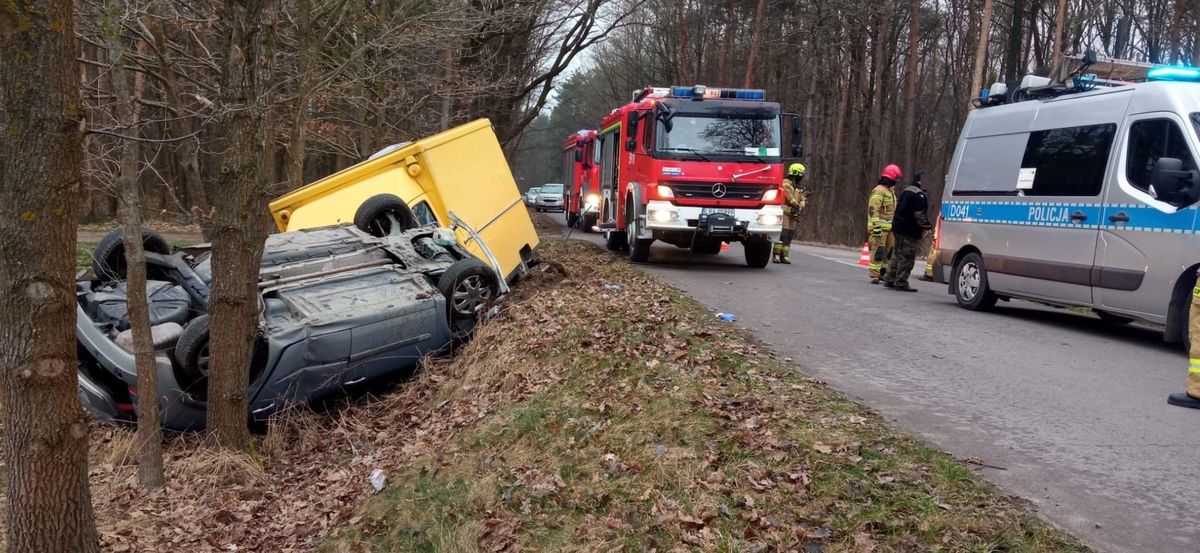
[149, 18, 211, 232]
[904, 0, 921, 171]
[743, 0, 767, 87]
[207, 0, 277, 451]
[440, 47, 454, 131]
[1002, 0, 1026, 81]
[107, 25, 166, 489]
[970, 0, 996, 107]
[1048, 0, 1069, 79]
[0, 0, 101, 550]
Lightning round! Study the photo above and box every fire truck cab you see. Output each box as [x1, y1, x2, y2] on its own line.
[561, 129, 600, 232]
[594, 85, 798, 267]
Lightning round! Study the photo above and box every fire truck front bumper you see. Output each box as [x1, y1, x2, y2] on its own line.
[644, 201, 782, 240]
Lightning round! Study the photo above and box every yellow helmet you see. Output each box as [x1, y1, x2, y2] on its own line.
[787, 163, 807, 176]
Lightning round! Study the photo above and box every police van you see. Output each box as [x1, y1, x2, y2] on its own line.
[934, 62, 1200, 344]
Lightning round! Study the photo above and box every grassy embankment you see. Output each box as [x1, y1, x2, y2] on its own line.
[323, 237, 1085, 552]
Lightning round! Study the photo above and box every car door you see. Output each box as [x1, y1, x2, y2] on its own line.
[994, 122, 1114, 305]
[596, 126, 620, 227]
[1095, 113, 1200, 319]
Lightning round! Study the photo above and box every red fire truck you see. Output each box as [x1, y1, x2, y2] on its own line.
[593, 85, 800, 267]
[560, 129, 599, 232]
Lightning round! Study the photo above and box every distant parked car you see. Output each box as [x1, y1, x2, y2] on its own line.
[76, 225, 500, 431]
[535, 183, 565, 212]
[524, 187, 542, 206]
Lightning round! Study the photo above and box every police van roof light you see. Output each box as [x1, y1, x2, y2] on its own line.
[1148, 66, 1200, 82]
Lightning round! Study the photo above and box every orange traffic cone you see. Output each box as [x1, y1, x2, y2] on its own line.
[858, 243, 871, 266]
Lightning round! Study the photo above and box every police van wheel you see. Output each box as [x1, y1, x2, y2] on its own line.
[953, 252, 997, 310]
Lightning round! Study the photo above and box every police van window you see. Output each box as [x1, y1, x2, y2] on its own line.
[1127, 118, 1198, 194]
[1020, 123, 1116, 196]
[412, 201, 437, 226]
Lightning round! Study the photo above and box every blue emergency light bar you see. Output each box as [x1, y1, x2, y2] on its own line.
[665, 85, 766, 101]
[1148, 66, 1200, 82]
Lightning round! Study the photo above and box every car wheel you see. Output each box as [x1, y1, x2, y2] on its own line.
[92, 227, 172, 282]
[953, 252, 998, 310]
[744, 239, 772, 268]
[174, 315, 211, 391]
[1096, 310, 1135, 325]
[437, 259, 498, 341]
[354, 194, 418, 237]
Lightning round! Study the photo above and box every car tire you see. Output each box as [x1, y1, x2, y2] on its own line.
[174, 314, 211, 388]
[92, 227, 172, 282]
[437, 259, 498, 341]
[354, 194, 417, 237]
[744, 239, 772, 268]
[1096, 310, 1135, 325]
[953, 252, 998, 311]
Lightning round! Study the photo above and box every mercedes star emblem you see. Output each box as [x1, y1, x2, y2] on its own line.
[711, 183, 728, 198]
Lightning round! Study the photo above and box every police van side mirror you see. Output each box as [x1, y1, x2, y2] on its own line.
[1150, 157, 1200, 206]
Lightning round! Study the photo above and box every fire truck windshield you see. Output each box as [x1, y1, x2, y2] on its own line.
[655, 110, 781, 162]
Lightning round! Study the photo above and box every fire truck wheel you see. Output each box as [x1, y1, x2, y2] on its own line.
[627, 216, 652, 262]
[744, 239, 772, 268]
[566, 211, 579, 228]
[605, 230, 626, 252]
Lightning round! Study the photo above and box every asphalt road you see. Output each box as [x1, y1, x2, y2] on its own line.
[550, 216, 1199, 553]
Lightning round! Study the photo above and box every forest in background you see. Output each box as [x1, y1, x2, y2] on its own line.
[512, 0, 1200, 245]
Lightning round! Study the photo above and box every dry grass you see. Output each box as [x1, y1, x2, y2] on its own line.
[15, 229, 1085, 552]
[322, 238, 1088, 553]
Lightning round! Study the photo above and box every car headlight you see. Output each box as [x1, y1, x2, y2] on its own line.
[762, 189, 780, 202]
[757, 214, 781, 226]
[649, 208, 679, 222]
[656, 185, 674, 199]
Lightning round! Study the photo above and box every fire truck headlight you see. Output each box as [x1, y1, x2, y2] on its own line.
[586, 193, 600, 205]
[762, 189, 780, 202]
[656, 185, 674, 199]
[649, 208, 679, 223]
[757, 213, 782, 227]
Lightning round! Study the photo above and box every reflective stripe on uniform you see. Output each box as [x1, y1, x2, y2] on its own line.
[1190, 358, 1200, 373]
[1192, 286, 1200, 298]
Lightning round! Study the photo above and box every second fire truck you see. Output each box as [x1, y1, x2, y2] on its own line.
[561, 129, 600, 232]
[593, 85, 799, 267]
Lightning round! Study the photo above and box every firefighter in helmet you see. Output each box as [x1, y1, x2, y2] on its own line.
[867, 164, 902, 283]
[1168, 270, 1200, 409]
[774, 163, 808, 264]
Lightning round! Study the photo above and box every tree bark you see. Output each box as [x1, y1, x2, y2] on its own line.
[904, 0, 921, 172]
[970, 0, 996, 107]
[743, 0, 767, 88]
[106, 23, 166, 489]
[1002, 0, 1026, 82]
[0, 0, 101, 551]
[1048, 0, 1069, 79]
[207, 0, 277, 451]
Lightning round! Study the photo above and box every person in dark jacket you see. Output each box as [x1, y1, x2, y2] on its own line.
[883, 171, 933, 292]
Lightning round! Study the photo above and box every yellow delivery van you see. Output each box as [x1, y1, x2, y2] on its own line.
[269, 119, 539, 282]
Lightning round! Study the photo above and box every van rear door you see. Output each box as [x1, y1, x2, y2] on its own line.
[1095, 112, 1200, 319]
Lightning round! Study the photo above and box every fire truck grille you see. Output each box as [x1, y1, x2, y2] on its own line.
[670, 183, 765, 201]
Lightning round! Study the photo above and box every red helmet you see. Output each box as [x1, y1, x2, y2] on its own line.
[881, 164, 903, 181]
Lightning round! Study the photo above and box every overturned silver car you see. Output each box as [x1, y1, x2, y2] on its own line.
[76, 225, 500, 430]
